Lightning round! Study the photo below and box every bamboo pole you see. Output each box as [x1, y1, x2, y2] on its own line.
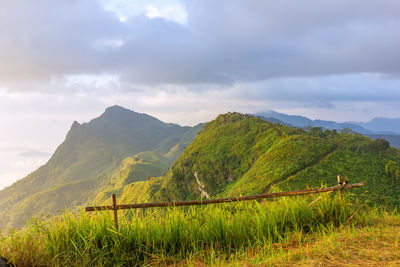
[86, 182, 364, 212]
[337, 175, 343, 205]
[112, 194, 119, 231]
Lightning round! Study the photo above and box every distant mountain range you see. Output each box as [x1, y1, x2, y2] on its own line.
[256, 110, 400, 134]
[255, 110, 400, 148]
[348, 118, 400, 134]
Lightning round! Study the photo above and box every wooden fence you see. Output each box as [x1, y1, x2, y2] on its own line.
[86, 175, 364, 230]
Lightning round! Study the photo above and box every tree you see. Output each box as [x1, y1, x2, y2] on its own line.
[370, 138, 390, 156]
[341, 128, 353, 134]
[310, 127, 326, 138]
[385, 160, 400, 181]
[324, 129, 337, 136]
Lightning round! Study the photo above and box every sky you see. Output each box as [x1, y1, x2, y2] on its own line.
[0, 0, 400, 189]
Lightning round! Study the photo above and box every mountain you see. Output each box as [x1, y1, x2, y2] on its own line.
[3, 108, 399, 229]
[348, 117, 400, 134]
[115, 112, 400, 207]
[0, 105, 202, 228]
[256, 110, 400, 148]
[256, 110, 312, 127]
[256, 110, 374, 134]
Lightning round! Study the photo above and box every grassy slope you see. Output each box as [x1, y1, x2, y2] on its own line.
[185, 214, 400, 266]
[118, 112, 400, 207]
[0, 195, 372, 266]
[93, 124, 204, 205]
[93, 153, 169, 204]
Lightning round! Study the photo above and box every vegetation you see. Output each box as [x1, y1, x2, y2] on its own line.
[385, 160, 400, 181]
[0, 194, 374, 266]
[191, 214, 400, 266]
[2, 110, 399, 230]
[370, 138, 390, 155]
[118, 112, 400, 208]
[0, 111, 399, 265]
[0, 106, 202, 229]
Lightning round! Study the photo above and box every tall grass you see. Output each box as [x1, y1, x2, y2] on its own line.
[0, 194, 375, 266]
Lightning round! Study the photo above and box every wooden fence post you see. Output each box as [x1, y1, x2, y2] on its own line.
[112, 194, 119, 231]
[337, 175, 343, 205]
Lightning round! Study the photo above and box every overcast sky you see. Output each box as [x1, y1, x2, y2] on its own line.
[1, 0, 400, 189]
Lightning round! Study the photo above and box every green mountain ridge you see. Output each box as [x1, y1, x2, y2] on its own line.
[0, 105, 202, 228]
[115, 112, 400, 207]
[2, 109, 399, 229]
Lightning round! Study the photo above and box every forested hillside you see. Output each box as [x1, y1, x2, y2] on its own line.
[117, 113, 400, 206]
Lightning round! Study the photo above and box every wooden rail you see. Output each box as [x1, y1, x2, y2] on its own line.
[86, 183, 363, 212]
[86, 176, 363, 231]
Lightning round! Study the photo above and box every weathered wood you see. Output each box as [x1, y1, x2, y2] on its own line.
[337, 175, 343, 204]
[86, 183, 364, 212]
[337, 175, 343, 185]
[112, 194, 119, 231]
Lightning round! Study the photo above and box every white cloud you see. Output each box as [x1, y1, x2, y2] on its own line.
[145, 4, 187, 25]
[101, 0, 187, 25]
[93, 38, 125, 50]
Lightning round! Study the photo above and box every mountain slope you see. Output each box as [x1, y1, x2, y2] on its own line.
[0, 105, 202, 228]
[117, 113, 400, 207]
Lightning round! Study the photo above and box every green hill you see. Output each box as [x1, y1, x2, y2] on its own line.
[0, 106, 202, 228]
[117, 112, 400, 207]
[2, 110, 399, 229]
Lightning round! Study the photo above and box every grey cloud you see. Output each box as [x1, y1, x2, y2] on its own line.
[0, 0, 400, 89]
[228, 74, 400, 105]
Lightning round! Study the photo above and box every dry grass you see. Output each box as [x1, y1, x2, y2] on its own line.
[182, 215, 400, 267]
[270, 216, 400, 266]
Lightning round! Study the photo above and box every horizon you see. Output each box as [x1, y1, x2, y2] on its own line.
[1, 0, 400, 189]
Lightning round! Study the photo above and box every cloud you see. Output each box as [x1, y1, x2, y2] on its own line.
[231, 74, 400, 103]
[3, 0, 400, 189]
[0, 0, 400, 129]
[19, 151, 52, 158]
[0, 147, 52, 189]
[0, 0, 399, 91]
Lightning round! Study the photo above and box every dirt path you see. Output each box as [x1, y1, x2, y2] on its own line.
[261, 143, 339, 194]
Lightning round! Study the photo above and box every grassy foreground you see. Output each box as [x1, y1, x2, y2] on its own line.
[0, 194, 382, 266]
[205, 215, 400, 266]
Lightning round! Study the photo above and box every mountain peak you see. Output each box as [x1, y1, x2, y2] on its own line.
[71, 120, 81, 128]
[66, 121, 81, 137]
[104, 105, 133, 114]
[98, 105, 160, 127]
